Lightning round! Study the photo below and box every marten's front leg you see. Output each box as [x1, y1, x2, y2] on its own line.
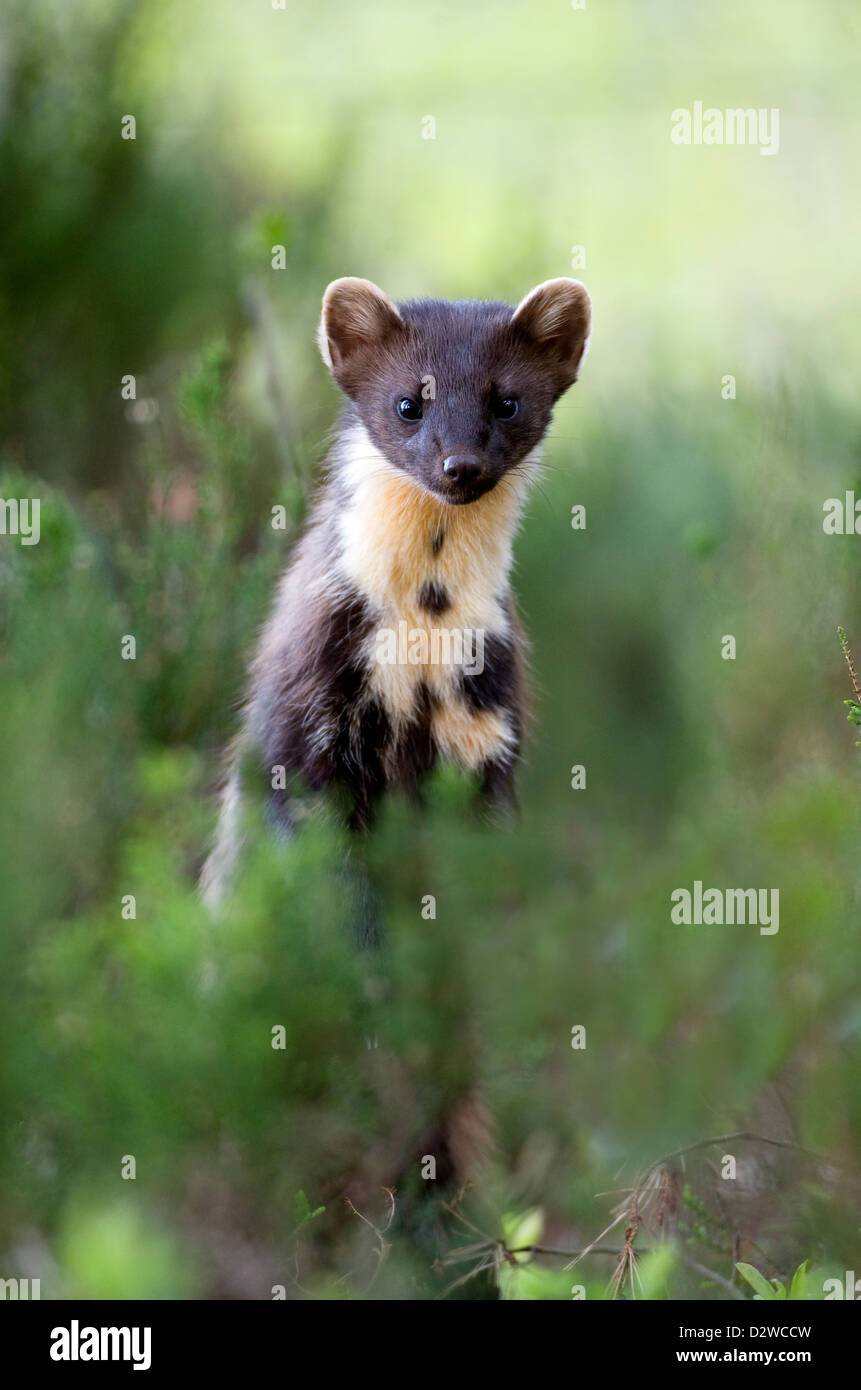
[479, 753, 518, 816]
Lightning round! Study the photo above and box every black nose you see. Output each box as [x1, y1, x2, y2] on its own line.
[442, 453, 484, 486]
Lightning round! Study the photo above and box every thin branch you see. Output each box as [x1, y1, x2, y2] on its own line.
[344, 1189, 395, 1293]
[679, 1252, 746, 1301]
[437, 1258, 497, 1300]
[564, 1207, 628, 1270]
[651, 1130, 837, 1170]
[838, 626, 861, 703]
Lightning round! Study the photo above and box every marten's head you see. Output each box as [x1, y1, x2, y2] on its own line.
[318, 277, 591, 506]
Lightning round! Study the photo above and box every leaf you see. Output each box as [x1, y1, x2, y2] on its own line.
[291, 1189, 325, 1237]
[638, 1241, 678, 1299]
[736, 1262, 779, 1300]
[498, 1261, 574, 1301]
[789, 1261, 809, 1300]
[502, 1207, 545, 1261]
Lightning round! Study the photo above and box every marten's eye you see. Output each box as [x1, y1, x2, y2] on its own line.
[396, 397, 423, 422]
[494, 396, 519, 421]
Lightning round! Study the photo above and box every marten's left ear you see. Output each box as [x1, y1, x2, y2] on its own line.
[318, 277, 404, 396]
[511, 278, 591, 389]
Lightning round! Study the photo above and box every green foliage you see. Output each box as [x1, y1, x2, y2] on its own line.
[736, 1261, 814, 1302]
[637, 1244, 679, 1302]
[291, 1192, 326, 1239]
[1, 0, 860, 1300]
[837, 629, 861, 747]
[58, 1200, 194, 1301]
[497, 1210, 573, 1301]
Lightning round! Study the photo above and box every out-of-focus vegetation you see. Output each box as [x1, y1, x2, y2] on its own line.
[1, 0, 859, 1299]
[838, 628, 861, 747]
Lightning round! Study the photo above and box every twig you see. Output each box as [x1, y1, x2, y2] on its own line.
[345, 1189, 396, 1293]
[437, 1258, 497, 1299]
[679, 1252, 746, 1300]
[838, 626, 861, 703]
[652, 1130, 837, 1170]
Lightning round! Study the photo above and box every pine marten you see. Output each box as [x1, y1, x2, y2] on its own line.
[201, 276, 591, 907]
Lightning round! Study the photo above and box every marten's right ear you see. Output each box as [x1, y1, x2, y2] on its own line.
[318, 278, 404, 394]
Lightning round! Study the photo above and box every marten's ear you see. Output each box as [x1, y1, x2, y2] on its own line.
[511, 278, 591, 390]
[318, 278, 404, 394]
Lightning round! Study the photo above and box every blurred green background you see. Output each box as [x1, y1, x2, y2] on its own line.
[1, 0, 859, 1299]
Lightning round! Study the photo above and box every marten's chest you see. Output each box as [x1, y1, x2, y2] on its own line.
[332, 435, 526, 770]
